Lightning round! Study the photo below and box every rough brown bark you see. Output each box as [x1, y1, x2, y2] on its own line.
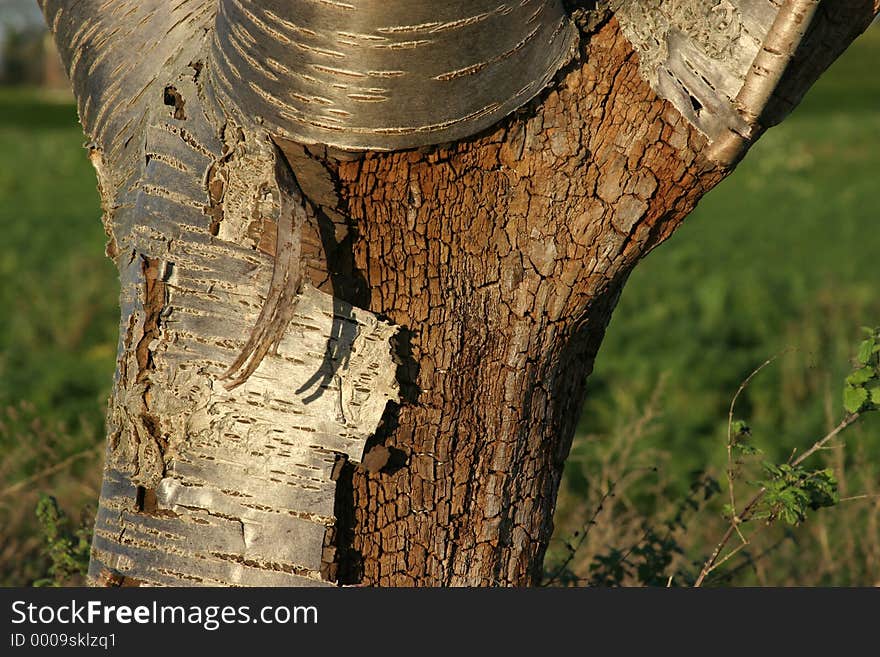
[302, 19, 725, 586]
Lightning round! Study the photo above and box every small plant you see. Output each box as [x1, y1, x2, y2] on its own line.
[842, 327, 880, 414]
[546, 327, 879, 587]
[693, 327, 880, 586]
[33, 494, 92, 587]
[0, 400, 101, 586]
[545, 470, 720, 586]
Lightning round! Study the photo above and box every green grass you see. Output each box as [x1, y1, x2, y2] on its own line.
[0, 87, 111, 586]
[0, 87, 116, 426]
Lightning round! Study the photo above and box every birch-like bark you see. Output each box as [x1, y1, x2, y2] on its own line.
[40, 1, 879, 586]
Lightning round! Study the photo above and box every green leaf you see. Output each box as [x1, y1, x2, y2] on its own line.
[734, 442, 760, 456]
[844, 386, 869, 413]
[870, 385, 880, 406]
[857, 339, 875, 365]
[781, 507, 801, 525]
[846, 367, 873, 386]
[804, 469, 839, 510]
[731, 419, 751, 437]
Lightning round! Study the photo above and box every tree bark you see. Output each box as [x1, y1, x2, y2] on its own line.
[323, 20, 726, 586]
[40, 1, 879, 586]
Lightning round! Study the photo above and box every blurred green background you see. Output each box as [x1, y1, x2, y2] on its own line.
[0, 14, 878, 585]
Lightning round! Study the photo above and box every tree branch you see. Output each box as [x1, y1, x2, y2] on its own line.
[764, 0, 880, 126]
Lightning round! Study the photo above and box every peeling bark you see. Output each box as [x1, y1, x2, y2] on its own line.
[40, 1, 879, 586]
[209, 0, 578, 150]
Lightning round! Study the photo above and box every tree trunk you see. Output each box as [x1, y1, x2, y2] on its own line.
[324, 22, 727, 586]
[40, 1, 879, 586]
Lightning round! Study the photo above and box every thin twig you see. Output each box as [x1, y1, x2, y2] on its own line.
[545, 484, 616, 585]
[0, 446, 102, 500]
[711, 522, 770, 573]
[839, 493, 880, 503]
[726, 354, 786, 544]
[705, 531, 791, 586]
[695, 412, 860, 587]
[791, 413, 860, 469]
